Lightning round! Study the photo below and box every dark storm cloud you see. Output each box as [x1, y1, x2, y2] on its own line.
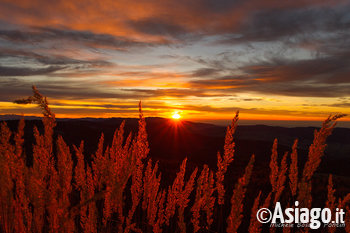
[248, 83, 350, 98]
[190, 76, 350, 97]
[191, 68, 220, 77]
[35, 56, 113, 68]
[0, 49, 113, 67]
[219, 5, 350, 43]
[0, 48, 115, 78]
[0, 78, 39, 101]
[0, 27, 148, 49]
[243, 56, 350, 84]
[0, 78, 142, 102]
[153, 2, 350, 99]
[188, 52, 350, 97]
[38, 27, 151, 48]
[0, 65, 63, 76]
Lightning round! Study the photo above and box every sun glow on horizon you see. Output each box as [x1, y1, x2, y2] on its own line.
[172, 112, 181, 120]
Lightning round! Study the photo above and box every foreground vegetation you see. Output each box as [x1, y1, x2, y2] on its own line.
[0, 86, 349, 232]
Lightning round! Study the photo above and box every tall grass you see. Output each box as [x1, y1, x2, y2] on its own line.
[0, 86, 349, 232]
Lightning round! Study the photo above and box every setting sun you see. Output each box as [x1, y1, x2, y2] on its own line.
[172, 112, 181, 120]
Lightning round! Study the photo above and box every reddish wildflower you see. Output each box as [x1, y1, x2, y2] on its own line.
[274, 151, 288, 203]
[227, 154, 255, 233]
[73, 141, 97, 233]
[125, 114, 150, 232]
[101, 105, 148, 230]
[135, 101, 149, 161]
[339, 194, 350, 209]
[178, 166, 197, 233]
[14, 85, 55, 120]
[74, 141, 86, 192]
[102, 186, 113, 227]
[216, 111, 238, 205]
[47, 165, 59, 233]
[338, 191, 350, 232]
[165, 158, 187, 225]
[73, 141, 88, 230]
[164, 158, 197, 233]
[85, 166, 97, 233]
[345, 207, 350, 233]
[325, 175, 336, 233]
[92, 133, 105, 191]
[298, 115, 344, 209]
[249, 192, 272, 233]
[13, 119, 32, 232]
[142, 160, 161, 227]
[248, 191, 261, 233]
[289, 139, 298, 197]
[30, 117, 55, 233]
[110, 121, 125, 160]
[0, 122, 15, 233]
[191, 165, 215, 232]
[263, 192, 272, 209]
[12, 86, 57, 233]
[269, 139, 279, 193]
[125, 156, 144, 233]
[56, 136, 74, 232]
[204, 171, 215, 229]
[191, 165, 206, 233]
[101, 143, 122, 228]
[153, 190, 167, 233]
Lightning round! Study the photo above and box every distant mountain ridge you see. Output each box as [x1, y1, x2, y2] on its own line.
[1, 114, 349, 149]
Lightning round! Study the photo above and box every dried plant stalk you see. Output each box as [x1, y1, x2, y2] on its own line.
[289, 139, 298, 197]
[216, 111, 239, 205]
[227, 154, 255, 233]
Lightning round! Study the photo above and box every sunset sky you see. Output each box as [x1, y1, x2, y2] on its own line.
[1, 0, 350, 125]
